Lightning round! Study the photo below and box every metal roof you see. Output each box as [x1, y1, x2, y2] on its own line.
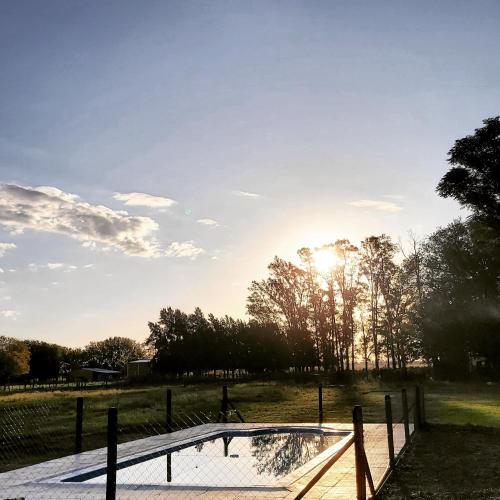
[81, 367, 121, 374]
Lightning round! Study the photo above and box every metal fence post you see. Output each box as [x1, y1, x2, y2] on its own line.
[421, 386, 426, 425]
[75, 396, 83, 454]
[106, 407, 118, 500]
[353, 405, 366, 500]
[318, 384, 323, 424]
[166, 389, 172, 433]
[402, 389, 410, 443]
[385, 395, 395, 469]
[222, 385, 228, 423]
[414, 385, 422, 432]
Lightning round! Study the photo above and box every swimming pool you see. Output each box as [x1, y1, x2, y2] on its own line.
[60, 426, 351, 489]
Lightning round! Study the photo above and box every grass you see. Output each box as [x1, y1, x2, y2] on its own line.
[0, 379, 499, 471]
[380, 424, 500, 499]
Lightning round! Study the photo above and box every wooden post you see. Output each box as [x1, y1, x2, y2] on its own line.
[402, 389, 410, 443]
[385, 395, 395, 469]
[222, 385, 228, 423]
[75, 396, 83, 454]
[414, 385, 422, 432]
[353, 405, 366, 500]
[318, 384, 323, 424]
[106, 407, 118, 500]
[166, 389, 172, 433]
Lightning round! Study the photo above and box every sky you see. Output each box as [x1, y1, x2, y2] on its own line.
[0, 0, 499, 347]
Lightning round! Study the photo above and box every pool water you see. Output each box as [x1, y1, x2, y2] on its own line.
[76, 429, 343, 487]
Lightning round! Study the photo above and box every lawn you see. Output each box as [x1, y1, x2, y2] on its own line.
[0, 379, 499, 472]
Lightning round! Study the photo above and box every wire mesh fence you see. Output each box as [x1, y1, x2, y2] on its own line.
[0, 384, 424, 499]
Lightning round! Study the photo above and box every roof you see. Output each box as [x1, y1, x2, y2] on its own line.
[81, 367, 121, 374]
[128, 359, 151, 364]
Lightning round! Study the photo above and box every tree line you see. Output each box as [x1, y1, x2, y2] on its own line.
[0, 336, 145, 386]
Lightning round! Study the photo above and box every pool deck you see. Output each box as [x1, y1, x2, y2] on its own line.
[0, 422, 410, 499]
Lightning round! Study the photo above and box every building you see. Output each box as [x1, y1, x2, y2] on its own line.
[127, 359, 152, 379]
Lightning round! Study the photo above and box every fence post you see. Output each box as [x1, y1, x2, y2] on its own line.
[222, 385, 228, 423]
[414, 385, 422, 432]
[421, 386, 426, 425]
[318, 384, 323, 424]
[353, 405, 366, 500]
[75, 396, 83, 454]
[166, 389, 172, 433]
[401, 389, 410, 443]
[385, 395, 395, 469]
[106, 407, 118, 500]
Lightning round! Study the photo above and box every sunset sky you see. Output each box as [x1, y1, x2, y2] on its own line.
[1, 0, 499, 346]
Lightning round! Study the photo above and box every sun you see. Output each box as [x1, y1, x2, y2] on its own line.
[313, 248, 337, 273]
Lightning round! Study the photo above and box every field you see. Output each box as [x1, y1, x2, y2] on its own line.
[1, 379, 499, 473]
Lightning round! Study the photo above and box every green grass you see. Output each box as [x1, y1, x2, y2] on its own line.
[1, 379, 499, 471]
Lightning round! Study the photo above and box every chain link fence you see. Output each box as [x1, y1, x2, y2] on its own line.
[0, 385, 423, 499]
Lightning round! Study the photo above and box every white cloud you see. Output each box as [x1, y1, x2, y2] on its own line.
[83, 264, 94, 269]
[233, 190, 260, 198]
[197, 218, 218, 226]
[0, 243, 16, 257]
[47, 262, 64, 270]
[28, 262, 78, 272]
[1, 296, 11, 301]
[0, 183, 160, 257]
[0, 310, 19, 319]
[348, 199, 402, 213]
[113, 192, 177, 208]
[165, 241, 205, 260]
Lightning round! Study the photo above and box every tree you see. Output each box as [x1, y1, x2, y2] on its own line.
[0, 336, 30, 384]
[247, 257, 314, 370]
[83, 336, 145, 371]
[26, 341, 63, 381]
[418, 220, 500, 376]
[437, 116, 500, 227]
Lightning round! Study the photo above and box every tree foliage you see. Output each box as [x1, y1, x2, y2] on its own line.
[437, 116, 500, 227]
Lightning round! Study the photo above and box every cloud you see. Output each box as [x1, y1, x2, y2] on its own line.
[47, 262, 64, 270]
[28, 262, 77, 272]
[165, 241, 205, 260]
[197, 218, 218, 226]
[348, 199, 402, 213]
[113, 192, 177, 208]
[233, 190, 260, 198]
[0, 310, 19, 319]
[0, 243, 16, 257]
[0, 183, 160, 257]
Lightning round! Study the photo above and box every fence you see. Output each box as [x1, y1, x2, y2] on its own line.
[0, 385, 425, 499]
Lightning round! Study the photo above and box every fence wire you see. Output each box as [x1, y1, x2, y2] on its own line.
[0, 386, 422, 499]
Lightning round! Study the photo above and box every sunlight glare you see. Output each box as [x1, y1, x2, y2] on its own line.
[313, 248, 337, 273]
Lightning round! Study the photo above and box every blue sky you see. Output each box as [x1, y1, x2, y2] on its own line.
[1, 0, 499, 346]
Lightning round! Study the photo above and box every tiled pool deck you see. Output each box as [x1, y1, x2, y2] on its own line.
[0, 422, 411, 499]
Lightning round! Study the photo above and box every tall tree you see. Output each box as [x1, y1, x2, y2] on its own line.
[437, 116, 500, 228]
[247, 257, 314, 370]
